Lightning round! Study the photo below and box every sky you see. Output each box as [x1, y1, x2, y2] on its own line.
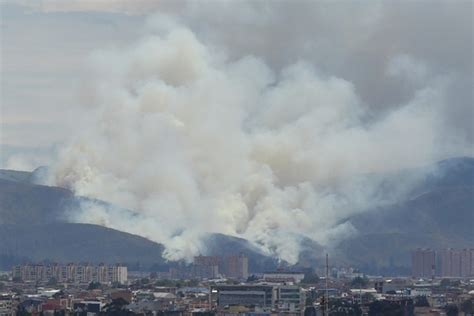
[1, 1, 144, 168]
[0, 0, 473, 261]
[1, 0, 472, 170]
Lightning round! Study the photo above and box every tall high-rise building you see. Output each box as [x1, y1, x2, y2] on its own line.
[440, 248, 458, 277]
[412, 249, 435, 278]
[225, 254, 249, 280]
[438, 248, 474, 277]
[451, 250, 462, 277]
[470, 249, 474, 276]
[192, 255, 249, 279]
[193, 256, 220, 279]
[460, 249, 471, 277]
[439, 248, 452, 277]
[194, 256, 221, 266]
[412, 248, 474, 278]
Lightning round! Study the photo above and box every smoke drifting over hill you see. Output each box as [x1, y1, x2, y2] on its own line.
[44, 3, 473, 263]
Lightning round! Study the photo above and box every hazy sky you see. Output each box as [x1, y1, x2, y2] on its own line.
[1, 0, 472, 170]
[1, 2, 143, 168]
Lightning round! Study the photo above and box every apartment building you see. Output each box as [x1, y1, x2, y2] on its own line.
[12, 263, 127, 284]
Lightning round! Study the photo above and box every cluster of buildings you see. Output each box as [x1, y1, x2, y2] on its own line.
[0, 265, 473, 316]
[412, 248, 474, 278]
[1, 252, 474, 315]
[1, 268, 474, 316]
[11, 263, 128, 284]
[0, 269, 308, 316]
[167, 254, 249, 280]
[211, 272, 306, 314]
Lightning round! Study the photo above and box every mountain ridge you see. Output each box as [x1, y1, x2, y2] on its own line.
[1, 156, 473, 274]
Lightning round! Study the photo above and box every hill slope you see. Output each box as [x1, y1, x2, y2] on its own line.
[1, 157, 473, 273]
[335, 157, 474, 274]
[0, 223, 166, 270]
[0, 223, 285, 272]
[0, 178, 75, 225]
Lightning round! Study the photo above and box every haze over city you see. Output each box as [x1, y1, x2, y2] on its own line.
[0, 1, 473, 315]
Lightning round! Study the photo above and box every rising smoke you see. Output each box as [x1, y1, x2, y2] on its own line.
[48, 4, 472, 264]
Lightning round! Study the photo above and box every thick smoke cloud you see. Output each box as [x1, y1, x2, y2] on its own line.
[48, 9, 471, 263]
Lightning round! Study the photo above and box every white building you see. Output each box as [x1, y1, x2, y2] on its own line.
[263, 272, 305, 284]
[0, 295, 14, 316]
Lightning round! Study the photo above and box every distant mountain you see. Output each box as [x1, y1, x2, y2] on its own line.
[0, 176, 285, 272]
[0, 169, 134, 225]
[348, 186, 474, 240]
[202, 233, 326, 271]
[0, 178, 74, 225]
[336, 157, 474, 275]
[0, 223, 285, 272]
[0, 166, 51, 185]
[202, 233, 281, 272]
[0, 223, 165, 270]
[427, 157, 474, 188]
[0, 157, 473, 274]
[0, 173, 281, 271]
[0, 169, 32, 183]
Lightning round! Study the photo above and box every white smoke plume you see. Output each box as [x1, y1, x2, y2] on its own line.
[49, 13, 467, 264]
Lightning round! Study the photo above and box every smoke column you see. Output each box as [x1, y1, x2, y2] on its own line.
[51, 17, 456, 263]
